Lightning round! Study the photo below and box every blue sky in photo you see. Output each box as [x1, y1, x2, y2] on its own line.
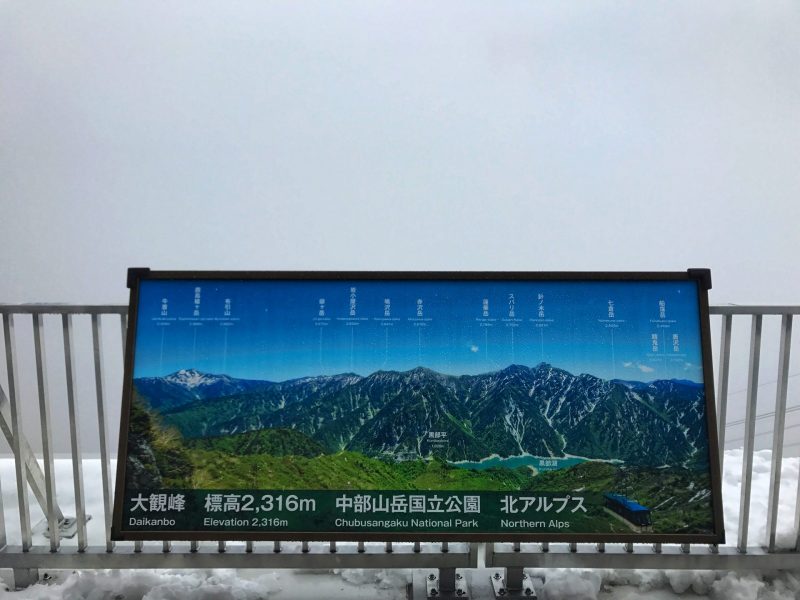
[132, 278, 705, 383]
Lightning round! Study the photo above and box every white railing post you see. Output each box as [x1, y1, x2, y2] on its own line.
[3, 314, 32, 551]
[738, 315, 762, 552]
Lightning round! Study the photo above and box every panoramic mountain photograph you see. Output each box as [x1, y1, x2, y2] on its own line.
[120, 277, 718, 535]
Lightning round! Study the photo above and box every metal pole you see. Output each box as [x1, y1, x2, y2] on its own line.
[738, 315, 762, 552]
[91, 315, 114, 552]
[767, 315, 792, 552]
[32, 315, 59, 552]
[62, 315, 88, 550]
[3, 314, 32, 551]
[717, 314, 733, 459]
[438, 567, 456, 593]
[0, 461, 6, 549]
[0, 384, 63, 524]
[484, 542, 494, 567]
[505, 566, 524, 591]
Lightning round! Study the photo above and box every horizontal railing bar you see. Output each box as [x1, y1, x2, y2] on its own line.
[709, 306, 800, 315]
[0, 545, 474, 569]
[487, 545, 800, 570]
[0, 544, 795, 570]
[0, 305, 128, 315]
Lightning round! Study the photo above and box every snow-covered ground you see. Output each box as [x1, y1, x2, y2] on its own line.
[1, 449, 799, 599]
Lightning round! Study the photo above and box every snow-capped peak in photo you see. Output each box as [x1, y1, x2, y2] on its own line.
[165, 368, 226, 389]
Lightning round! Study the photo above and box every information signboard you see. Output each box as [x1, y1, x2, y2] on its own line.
[112, 270, 724, 543]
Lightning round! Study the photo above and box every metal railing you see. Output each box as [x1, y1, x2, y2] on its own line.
[0, 304, 473, 595]
[0, 303, 798, 596]
[487, 305, 800, 594]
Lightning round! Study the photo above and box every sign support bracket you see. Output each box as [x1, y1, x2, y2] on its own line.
[0, 383, 67, 527]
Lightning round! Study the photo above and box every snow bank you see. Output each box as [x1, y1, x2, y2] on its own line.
[2, 569, 282, 599]
[540, 570, 601, 600]
[722, 449, 800, 549]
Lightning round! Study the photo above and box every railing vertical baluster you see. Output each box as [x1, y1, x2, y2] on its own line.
[738, 315, 762, 552]
[767, 315, 792, 552]
[385, 541, 392, 553]
[329, 540, 336, 553]
[163, 541, 172, 553]
[441, 541, 448, 553]
[0, 469, 6, 549]
[3, 314, 32, 551]
[246, 540, 253, 553]
[33, 315, 59, 551]
[273, 540, 281, 553]
[717, 314, 733, 459]
[0, 322, 8, 549]
[218, 541, 225, 553]
[357, 540, 364, 553]
[413, 541, 420, 552]
[512, 541, 520, 552]
[91, 314, 114, 552]
[62, 315, 88, 550]
[120, 313, 129, 553]
[134, 540, 143, 552]
[190, 540, 198, 552]
[302, 540, 309, 553]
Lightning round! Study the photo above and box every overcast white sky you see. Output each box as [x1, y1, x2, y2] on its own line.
[1, 1, 799, 305]
[1, 1, 799, 455]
